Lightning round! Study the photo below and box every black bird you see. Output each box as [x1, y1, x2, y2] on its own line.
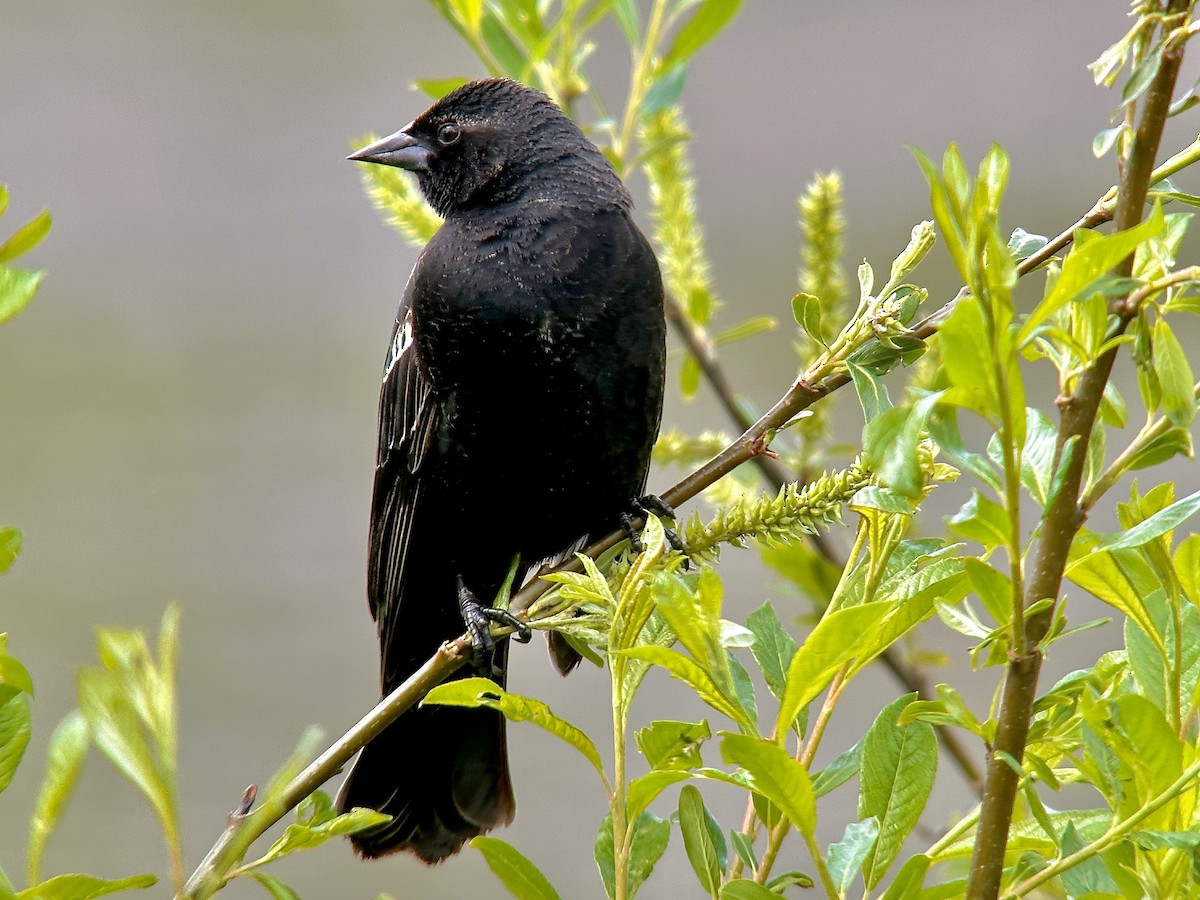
[336, 78, 666, 863]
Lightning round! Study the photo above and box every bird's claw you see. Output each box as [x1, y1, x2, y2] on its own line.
[623, 495, 689, 558]
[477, 606, 533, 643]
[458, 577, 531, 676]
[619, 511, 644, 554]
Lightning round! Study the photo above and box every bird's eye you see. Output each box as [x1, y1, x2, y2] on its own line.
[437, 123, 462, 145]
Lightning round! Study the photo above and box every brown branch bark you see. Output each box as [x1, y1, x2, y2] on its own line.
[965, 8, 1191, 897]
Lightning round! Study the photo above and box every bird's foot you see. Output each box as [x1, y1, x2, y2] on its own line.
[622, 495, 688, 556]
[457, 577, 532, 676]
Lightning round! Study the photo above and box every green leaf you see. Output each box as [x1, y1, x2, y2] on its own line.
[1128, 830, 1200, 850]
[812, 739, 862, 798]
[596, 810, 670, 899]
[1152, 318, 1196, 427]
[1066, 544, 1160, 647]
[1017, 407, 1060, 506]
[1116, 694, 1184, 808]
[250, 872, 301, 900]
[718, 880, 777, 900]
[0, 266, 44, 325]
[945, 491, 1009, 551]
[1122, 43, 1163, 106]
[714, 316, 776, 346]
[0, 687, 31, 793]
[1093, 125, 1123, 159]
[680, 354, 702, 399]
[636, 719, 710, 771]
[661, 0, 744, 71]
[792, 292, 823, 342]
[720, 733, 816, 836]
[775, 602, 891, 736]
[928, 410, 1002, 493]
[1092, 488, 1200, 551]
[939, 299, 999, 421]
[766, 871, 814, 891]
[859, 695, 937, 888]
[244, 792, 389, 869]
[1175, 534, 1200, 604]
[1018, 205, 1165, 346]
[653, 568, 728, 686]
[729, 830, 758, 872]
[849, 360, 891, 423]
[448, 0, 484, 32]
[259, 725, 323, 804]
[619, 646, 749, 729]
[678, 785, 726, 894]
[76, 666, 174, 839]
[481, 15, 527, 77]
[471, 836, 562, 900]
[610, 0, 639, 43]
[745, 603, 797, 701]
[28, 712, 90, 885]
[642, 63, 688, 116]
[0, 653, 33, 697]
[827, 817, 880, 894]
[880, 853, 931, 899]
[0, 528, 20, 574]
[412, 76, 471, 99]
[423, 677, 607, 782]
[15, 873, 156, 900]
[0, 209, 51, 264]
[1124, 424, 1193, 472]
[626, 770, 690, 822]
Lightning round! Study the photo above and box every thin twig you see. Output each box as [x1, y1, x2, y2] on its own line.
[179, 639, 471, 899]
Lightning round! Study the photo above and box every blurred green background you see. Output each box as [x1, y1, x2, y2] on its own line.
[2, 1, 1191, 897]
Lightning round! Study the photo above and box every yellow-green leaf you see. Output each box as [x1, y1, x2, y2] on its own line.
[27, 712, 90, 885]
[423, 677, 606, 782]
[472, 837, 562, 900]
[0, 209, 51, 264]
[720, 733, 816, 836]
[1152, 318, 1196, 427]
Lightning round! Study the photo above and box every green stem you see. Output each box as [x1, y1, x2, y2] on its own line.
[612, 657, 630, 900]
[613, 0, 670, 167]
[803, 829, 841, 899]
[756, 670, 848, 885]
[927, 804, 982, 859]
[1083, 380, 1200, 507]
[1005, 757, 1200, 898]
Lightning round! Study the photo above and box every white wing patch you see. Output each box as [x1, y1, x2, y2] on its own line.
[385, 308, 415, 379]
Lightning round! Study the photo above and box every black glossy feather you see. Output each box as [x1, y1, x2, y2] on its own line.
[337, 78, 665, 863]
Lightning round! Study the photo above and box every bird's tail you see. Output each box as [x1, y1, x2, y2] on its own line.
[335, 668, 515, 863]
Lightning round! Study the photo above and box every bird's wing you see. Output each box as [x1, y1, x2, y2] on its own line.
[367, 291, 439, 634]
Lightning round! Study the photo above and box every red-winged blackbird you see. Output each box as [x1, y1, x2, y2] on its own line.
[336, 78, 666, 863]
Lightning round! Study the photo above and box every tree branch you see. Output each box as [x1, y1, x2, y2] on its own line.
[965, 8, 1191, 897]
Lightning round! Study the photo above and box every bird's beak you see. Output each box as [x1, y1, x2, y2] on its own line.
[348, 129, 434, 171]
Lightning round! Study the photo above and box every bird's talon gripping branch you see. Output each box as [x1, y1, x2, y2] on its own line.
[458, 577, 496, 671]
[619, 511, 644, 553]
[637, 493, 676, 519]
[479, 606, 533, 644]
[634, 494, 688, 555]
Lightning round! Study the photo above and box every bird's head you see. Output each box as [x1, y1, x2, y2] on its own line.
[350, 78, 619, 218]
